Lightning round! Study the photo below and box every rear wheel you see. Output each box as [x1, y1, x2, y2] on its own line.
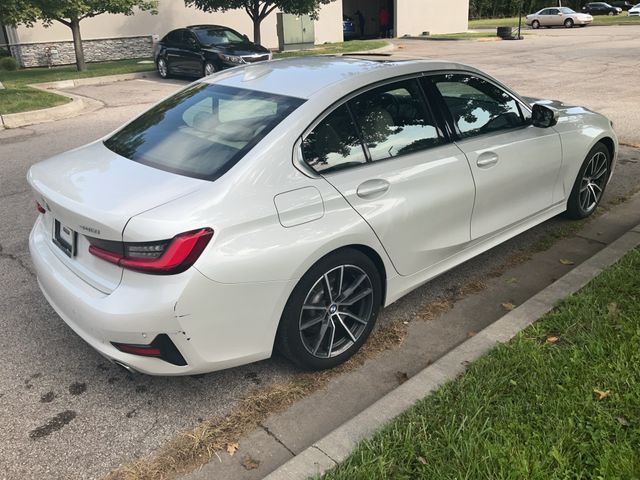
[565, 143, 611, 219]
[276, 249, 382, 370]
[532, 20, 540, 29]
[564, 18, 574, 28]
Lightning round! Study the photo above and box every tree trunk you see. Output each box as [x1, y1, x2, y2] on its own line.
[69, 18, 86, 72]
[253, 18, 262, 45]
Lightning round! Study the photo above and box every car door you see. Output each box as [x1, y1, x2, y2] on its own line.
[165, 29, 187, 73]
[426, 73, 563, 240]
[182, 31, 204, 76]
[538, 8, 552, 25]
[299, 77, 476, 276]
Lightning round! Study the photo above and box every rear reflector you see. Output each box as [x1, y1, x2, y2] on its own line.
[36, 201, 46, 214]
[112, 334, 187, 366]
[89, 228, 213, 275]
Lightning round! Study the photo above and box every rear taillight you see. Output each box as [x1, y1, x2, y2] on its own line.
[89, 228, 213, 275]
[36, 201, 46, 214]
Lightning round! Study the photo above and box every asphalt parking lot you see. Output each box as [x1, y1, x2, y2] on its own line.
[1, 25, 639, 480]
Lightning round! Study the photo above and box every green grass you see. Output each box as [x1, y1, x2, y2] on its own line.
[0, 58, 153, 115]
[323, 247, 640, 480]
[470, 12, 640, 28]
[273, 39, 388, 58]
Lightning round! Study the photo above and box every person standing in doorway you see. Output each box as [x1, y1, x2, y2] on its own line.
[379, 7, 390, 38]
[355, 10, 365, 38]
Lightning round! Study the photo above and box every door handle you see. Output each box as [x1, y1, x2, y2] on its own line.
[356, 179, 390, 199]
[477, 152, 499, 168]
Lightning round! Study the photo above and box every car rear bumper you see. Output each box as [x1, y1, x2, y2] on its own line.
[30, 216, 295, 375]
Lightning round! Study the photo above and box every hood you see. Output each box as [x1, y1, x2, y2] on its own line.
[205, 42, 270, 56]
[28, 141, 206, 240]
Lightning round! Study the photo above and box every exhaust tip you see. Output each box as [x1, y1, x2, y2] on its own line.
[112, 360, 138, 375]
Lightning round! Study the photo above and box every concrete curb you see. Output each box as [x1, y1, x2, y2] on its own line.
[0, 71, 155, 129]
[263, 223, 640, 480]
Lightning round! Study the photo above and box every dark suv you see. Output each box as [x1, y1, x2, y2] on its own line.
[155, 25, 272, 79]
[581, 2, 621, 14]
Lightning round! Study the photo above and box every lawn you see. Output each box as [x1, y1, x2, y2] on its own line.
[323, 247, 640, 480]
[0, 58, 154, 115]
[470, 12, 640, 28]
[274, 39, 388, 58]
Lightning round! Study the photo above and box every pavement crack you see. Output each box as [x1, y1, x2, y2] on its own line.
[313, 445, 338, 465]
[0, 244, 34, 276]
[258, 422, 296, 457]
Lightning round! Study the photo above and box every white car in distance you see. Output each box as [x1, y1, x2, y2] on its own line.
[629, 3, 640, 15]
[28, 56, 617, 375]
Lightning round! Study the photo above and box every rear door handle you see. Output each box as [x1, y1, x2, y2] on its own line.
[477, 152, 499, 168]
[356, 179, 390, 199]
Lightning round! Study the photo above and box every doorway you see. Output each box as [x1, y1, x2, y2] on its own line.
[342, 0, 395, 39]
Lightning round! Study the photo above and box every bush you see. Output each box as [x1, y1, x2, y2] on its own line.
[0, 56, 18, 71]
[0, 48, 10, 58]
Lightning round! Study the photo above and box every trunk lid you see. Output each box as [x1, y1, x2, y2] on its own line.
[28, 141, 206, 293]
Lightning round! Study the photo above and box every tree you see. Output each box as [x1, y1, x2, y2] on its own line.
[0, 0, 158, 71]
[184, 0, 334, 45]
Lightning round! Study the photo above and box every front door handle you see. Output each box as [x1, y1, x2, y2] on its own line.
[356, 179, 390, 199]
[477, 152, 499, 168]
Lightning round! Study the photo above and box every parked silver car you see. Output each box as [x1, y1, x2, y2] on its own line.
[526, 7, 593, 28]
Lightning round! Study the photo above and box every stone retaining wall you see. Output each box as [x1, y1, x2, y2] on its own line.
[9, 35, 153, 67]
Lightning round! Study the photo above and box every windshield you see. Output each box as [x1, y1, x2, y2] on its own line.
[194, 28, 246, 46]
[560, 7, 576, 13]
[104, 84, 304, 181]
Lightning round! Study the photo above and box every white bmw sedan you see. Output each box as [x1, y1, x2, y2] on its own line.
[28, 57, 617, 375]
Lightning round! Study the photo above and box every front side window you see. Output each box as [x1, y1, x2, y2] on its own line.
[430, 73, 526, 139]
[349, 79, 442, 161]
[194, 28, 245, 46]
[104, 84, 304, 180]
[301, 105, 367, 174]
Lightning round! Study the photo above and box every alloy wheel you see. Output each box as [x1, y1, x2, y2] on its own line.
[579, 150, 608, 213]
[299, 265, 374, 359]
[158, 58, 168, 78]
[204, 62, 216, 76]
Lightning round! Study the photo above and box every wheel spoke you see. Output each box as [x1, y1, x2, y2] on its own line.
[312, 320, 330, 355]
[580, 189, 590, 210]
[338, 274, 366, 302]
[337, 266, 344, 298]
[300, 315, 325, 331]
[326, 320, 336, 357]
[336, 313, 357, 342]
[323, 274, 334, 304]
[302, 305, 326, 311]
[339, 311, 368, 325]
[341, 288, 372, 306]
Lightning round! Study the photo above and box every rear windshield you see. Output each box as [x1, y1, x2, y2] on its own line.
[104, 83, 304, 181]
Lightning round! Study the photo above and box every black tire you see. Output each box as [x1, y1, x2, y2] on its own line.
[157, 57, 169, 79]
[564, 18, 574, 28]
[203, 61, 218, 77]
[565, 142, 611, 219]
[608, 11, 615, 15]
[276, 248, 382, 370]
[532, 20, 540, 29]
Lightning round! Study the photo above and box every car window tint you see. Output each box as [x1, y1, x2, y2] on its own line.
[183, 31, 198, 48]
[430, 74, 525, 139]
[104, 84, 304, 181]
[349, 79, 442, 162]
[167, 30, 182, 44]
[302, 105, 367, 174]
[194, 28, 245, 46]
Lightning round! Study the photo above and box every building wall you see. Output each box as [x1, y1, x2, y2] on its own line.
[12, 0, 343, 50]
[395, 0, 469, 36]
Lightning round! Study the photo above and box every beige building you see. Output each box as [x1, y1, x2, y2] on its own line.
[3, 0, 469, 67]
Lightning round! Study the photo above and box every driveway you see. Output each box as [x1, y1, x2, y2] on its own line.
[1, 26, 639, 480]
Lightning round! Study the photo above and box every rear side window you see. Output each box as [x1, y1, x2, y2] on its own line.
[349, 79, 442, 162]
[429, 73, 526, 139]
[301, 105, 367, 174]
[166, 30, 183, 44]
[104, 84, 304, 181]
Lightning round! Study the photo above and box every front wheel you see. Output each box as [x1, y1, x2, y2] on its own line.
[203, 61, 217, 77]
[157, 57, 169, 79]
[608, 11, 615, 15]
[276, 249, 382, 370]
[564, 18, 574, 28]
[565, 143, 611, 219]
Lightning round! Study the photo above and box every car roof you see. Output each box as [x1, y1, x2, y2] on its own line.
[187, 24, 229, 30]
[203, 55, 481, 99]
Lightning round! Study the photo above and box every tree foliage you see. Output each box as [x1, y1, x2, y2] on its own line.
[184, 0, 335, 44]
[469, 0, 585, 18]
[0, 0, 157, 71]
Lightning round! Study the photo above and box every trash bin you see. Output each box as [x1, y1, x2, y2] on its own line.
[496, 26, 513, 39]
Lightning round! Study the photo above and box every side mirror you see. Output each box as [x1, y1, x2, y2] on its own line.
[531, 103, 559, 128]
